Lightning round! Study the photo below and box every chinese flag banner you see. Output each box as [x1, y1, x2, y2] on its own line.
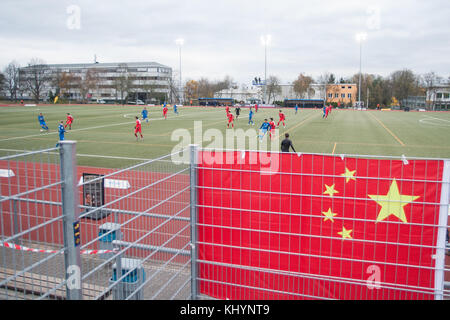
[196, 151, 445, 300]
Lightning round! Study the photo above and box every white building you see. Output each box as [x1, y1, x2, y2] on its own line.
[18, 61, 173, 103]
[214, 83, 326, 104]
[426, 85, 450, 110]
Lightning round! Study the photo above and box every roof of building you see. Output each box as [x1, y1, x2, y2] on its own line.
[21, 61, 171, 70]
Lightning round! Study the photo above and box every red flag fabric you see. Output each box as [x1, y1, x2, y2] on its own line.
[196, 151, 444, 300]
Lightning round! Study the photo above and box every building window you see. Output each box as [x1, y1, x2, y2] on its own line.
[328, 93, 332, 98]
[348, 86, 352, 89]
[335, 93, 339, 98]
[348, 93, 352, 98]
[444, 93, 450, 99]
[436, 93, 443, 99]
[341, 94, 345, 98]
[341, 86, 345, 89]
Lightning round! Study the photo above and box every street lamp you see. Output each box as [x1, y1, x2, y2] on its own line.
[175, 38, 184, 104]
[355, 32, 367, 108]
[260, 34, 271, 105]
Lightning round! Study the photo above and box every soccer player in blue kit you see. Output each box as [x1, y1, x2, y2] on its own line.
[174, 104, 179, 115]
[55, 121, 66, 147]
[141, 107, 149, 123]
[248, 107, 254, 125]
[38, 113, 49, 131]
[258, 119, 271, 141]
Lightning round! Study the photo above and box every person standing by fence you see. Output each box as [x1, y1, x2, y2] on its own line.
[281, 133, 296, 153]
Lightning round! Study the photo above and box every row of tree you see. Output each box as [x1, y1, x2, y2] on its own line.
[183, 70, 448, 107]
[292, 70, 449, 107]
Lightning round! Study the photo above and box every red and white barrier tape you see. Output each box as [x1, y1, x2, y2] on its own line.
[0, 241, 118, 255]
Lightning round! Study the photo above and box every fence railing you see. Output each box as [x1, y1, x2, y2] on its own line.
[194, 149, 450, 300]
[0, 142, 193, 300]
[0, 143, 449, 300]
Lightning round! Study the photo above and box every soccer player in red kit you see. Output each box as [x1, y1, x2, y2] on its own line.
[163, 105, 168, 119]
[227, 112, 234, 128]
[226, 105, 230, 115]
[269, 117, 276, 139]
[325, 105, 331, 118]
[65, 113, 74, 130]
[255, 104, 258, 113]
[277, 110, 286, 128]
[134, 116, 143, 141]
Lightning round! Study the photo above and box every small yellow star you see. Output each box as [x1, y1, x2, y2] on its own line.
[322, 208, 338, 223]
[338, 226, 353, 239]
[341, 167, 356, 183]
[368, 179, 420, 223]
[324, 184, 339, 197]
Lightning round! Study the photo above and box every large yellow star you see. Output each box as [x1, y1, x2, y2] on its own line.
[322, 208, 338, 223]
[324, 184, 339, 197]
[341, 167, 356, 183]
[368, 179, 420, 223]
[338, 226, 353, 239]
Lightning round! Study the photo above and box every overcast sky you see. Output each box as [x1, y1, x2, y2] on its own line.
[1, 0, 449, 85]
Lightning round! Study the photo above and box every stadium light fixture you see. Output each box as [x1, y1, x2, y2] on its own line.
[355, 32, 367, 108]
[260, 35, 271, 104]
[175, 38, 185, 104]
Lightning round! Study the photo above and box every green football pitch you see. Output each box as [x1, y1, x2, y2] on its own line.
[1, 104, 450, 168]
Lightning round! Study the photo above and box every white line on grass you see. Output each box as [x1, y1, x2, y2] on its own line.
[419, 117, 450, 127]
[0, 113, 194, 142]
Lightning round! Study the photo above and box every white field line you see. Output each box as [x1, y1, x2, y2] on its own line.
[424, 116, 450, 123]
[419, 117, 450, 127]
[0, 108, 227, 143]
[0, 113, 199, 142]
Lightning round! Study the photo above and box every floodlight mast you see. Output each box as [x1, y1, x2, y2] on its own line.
[175, 38, 185, 104]
[260, 35, 271, 105]
[356, 32, 367, 108]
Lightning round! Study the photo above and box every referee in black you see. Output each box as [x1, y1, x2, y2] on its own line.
[281, 133, 296, 153]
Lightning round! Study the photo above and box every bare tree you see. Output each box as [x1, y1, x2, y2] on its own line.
[266, 75, 282, 103]
[293, 73, 315, 98]
[390, 69, 421, 102]
[53, 70, 76, 100]
[184, 79, 199, 103]
[3, 61, 20, 101]
[422, 71, 442, 88]
[75, 68, 100, 103]
[422, 71, 442, 110]
[21, 58, 49, 103]
[0, 71, 5, 97]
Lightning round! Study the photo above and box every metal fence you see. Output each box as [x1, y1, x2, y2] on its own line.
[1, 143, 449, 300]
[0, 141, 193, 300]
[194, 149, 450, 300]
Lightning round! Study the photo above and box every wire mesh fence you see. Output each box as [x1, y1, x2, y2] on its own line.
[76, 149, 192, 300]
[1, 143, 449, 300]
[195, 149, 450, 300]
[0, 147, 66, 300]
[0, 143, 193, 300]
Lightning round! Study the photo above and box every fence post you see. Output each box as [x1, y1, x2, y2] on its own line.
[189, 144, 199, 300]
[59, 140, 82, 300]
[435, 160, 450, 300]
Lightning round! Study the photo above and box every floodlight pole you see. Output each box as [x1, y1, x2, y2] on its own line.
[176, 38, 184, 104]
[358, 39, 362, 107]
[179, 44, 182, 104]
[264, 41, 267, 105]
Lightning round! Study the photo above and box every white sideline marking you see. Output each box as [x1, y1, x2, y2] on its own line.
[0, 169, 15, 177]
[0, 113, 193, 142]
